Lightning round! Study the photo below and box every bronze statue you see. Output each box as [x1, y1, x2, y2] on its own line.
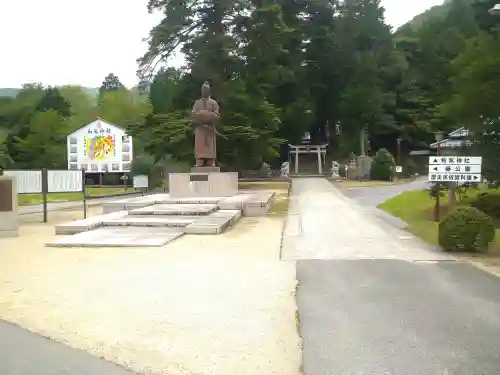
[191, 81, 220, 167]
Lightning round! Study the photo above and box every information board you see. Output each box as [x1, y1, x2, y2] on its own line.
[428, 156, 482, 182]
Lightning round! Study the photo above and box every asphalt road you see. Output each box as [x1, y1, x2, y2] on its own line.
[340, 178, 430, 207]
[0, 320, 136, 375]
[297, 259, 500, 375]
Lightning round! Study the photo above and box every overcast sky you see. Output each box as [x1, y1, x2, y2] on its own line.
[0, 0, 444, 88]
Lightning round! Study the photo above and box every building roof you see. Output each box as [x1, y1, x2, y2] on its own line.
[429, 127, 471, 149]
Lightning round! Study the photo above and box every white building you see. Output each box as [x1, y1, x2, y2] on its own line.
[67, 118, 133, 173]
[429, 127, 472, 150]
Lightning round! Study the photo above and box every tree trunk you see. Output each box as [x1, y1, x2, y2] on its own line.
[448, 182, 457, 208]
[360, 128, 365, 155]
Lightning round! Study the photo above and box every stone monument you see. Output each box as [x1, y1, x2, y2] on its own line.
[0, 175, 18, 237]
[357, 155, 373, 179]
[191, 81, 220, 169]
[168, 81, 238, 198]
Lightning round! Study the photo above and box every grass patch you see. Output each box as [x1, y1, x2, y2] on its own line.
[377, 185, 500, 251]
[18, 187, 134, 206]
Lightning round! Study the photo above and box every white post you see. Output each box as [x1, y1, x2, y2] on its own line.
[317, 147, 322, 174]
[295, 146, 299, 173]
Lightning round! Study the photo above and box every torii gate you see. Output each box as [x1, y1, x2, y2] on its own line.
[288, 143, 328, 174]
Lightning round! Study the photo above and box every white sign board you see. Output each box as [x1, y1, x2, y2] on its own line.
[133, 175, 149, 189]
[47, 170, 83, 193]
[428, 156, 482, 182]
[4, 170, 42, 194]
[395, 165, 403, 173]
[67, 119, 133, 173]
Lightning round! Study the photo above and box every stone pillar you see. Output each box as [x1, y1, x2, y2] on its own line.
[295, 147, 299, 173]
[0, 176, 18, 237]
[317, 147, 322, 174]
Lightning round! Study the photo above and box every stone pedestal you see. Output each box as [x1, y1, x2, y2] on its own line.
[191, 166, 220, 173]
[169, 172, 238, 198]
[0, 176, 18, 237]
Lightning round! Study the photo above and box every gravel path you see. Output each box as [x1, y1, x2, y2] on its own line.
[0, 210, 300, 375]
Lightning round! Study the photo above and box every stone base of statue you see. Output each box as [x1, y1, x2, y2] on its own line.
[191, 166, 220, 173]
[169, 170, 238, 198]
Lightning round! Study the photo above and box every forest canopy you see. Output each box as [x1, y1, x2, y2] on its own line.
[1, 0, 500, 180]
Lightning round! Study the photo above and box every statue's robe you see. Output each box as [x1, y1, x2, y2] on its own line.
[191, 97, 220, 160]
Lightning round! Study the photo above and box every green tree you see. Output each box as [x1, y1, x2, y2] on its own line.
[98, 73, 125, 102]
[440, 30, 500, 184]
[98, 89, 152, 128]
[59, 85, 96, 130]
[0, 128, 13, 170]
[36, 87, 71, 118]
[14, 110, 70, 168]
[336, 0, 395, 154]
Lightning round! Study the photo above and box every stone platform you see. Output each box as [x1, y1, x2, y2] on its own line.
[45, 191, 274, 247]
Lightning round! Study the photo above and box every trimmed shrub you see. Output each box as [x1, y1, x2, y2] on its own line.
[370, 149, 395, 181]
[438, 206, 495, 252]
[470, 192, 500, 219]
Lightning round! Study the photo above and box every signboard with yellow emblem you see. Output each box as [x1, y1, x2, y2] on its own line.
[67, 118, 133, 173]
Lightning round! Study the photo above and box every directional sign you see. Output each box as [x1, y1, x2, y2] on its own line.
[429, 156, 481, 165]
[428, 155, 482, 183]
[428, 173, 481, 182]
[429, 164, 481, 174]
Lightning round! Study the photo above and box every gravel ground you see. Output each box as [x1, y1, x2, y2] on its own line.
[0, 209, 300, 375]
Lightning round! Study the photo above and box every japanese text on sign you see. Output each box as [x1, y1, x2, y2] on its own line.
[429, 164, 481, 174]
[88, 128, 111, 134]
[429, 156, 481, 165]
[428, 173, 481, 182]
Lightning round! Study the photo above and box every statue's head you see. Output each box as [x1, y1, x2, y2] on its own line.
[201, 81, 210, 98]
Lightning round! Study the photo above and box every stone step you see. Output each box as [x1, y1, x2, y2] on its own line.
[184, 209, 241, 234]
[128, 203, 218, 216]
[55, 211, 128, 235]
[154, 196, 222, 205]
[102, 215, 199, 228]
[102, 197, 157, 214]
[46, 227, 184, 248]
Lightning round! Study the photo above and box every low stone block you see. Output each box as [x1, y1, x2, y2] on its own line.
[243, 205, 269, 217]
[103, 215, 199, 228]
[128, 204, 218, 216]
[242, 192, 275, 216]
[124, 199, 156, 210]
[46, 227, 183, 248]
[184, 216, 232, 234]
[155, 196, 222, 205]
[209, 209, 241, 225]
[55, 211, 127, 235]
[218, 194, 252, 210]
